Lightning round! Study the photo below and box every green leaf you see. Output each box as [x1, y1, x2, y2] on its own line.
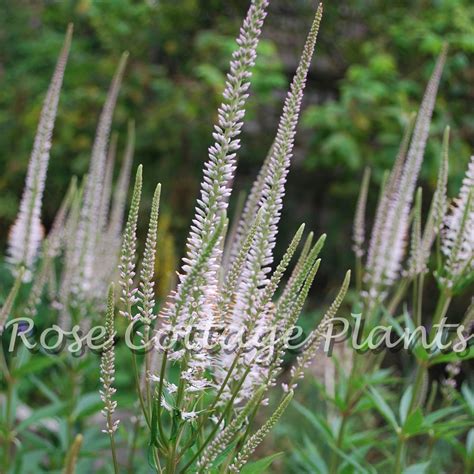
[16, 401, 67, 433]
[466, 429, 474, 460]
[403, 408, 424, 436]
[13, 354, 63, 378]
[72, 392, 102, 421]
[424, 406, 461, 426]
[367, 387, 399, 431]
[461, 383, 474, 415]
[301, 435, 329, 474]
[399, 386, 413, 425]
[240, 452, 283, 474]
[402, 461, 430, 473]
[210, 439, 238, 470]
[429, 346, 474, 365]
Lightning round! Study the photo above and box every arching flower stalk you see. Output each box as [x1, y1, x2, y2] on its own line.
[7, 25, 73, 280]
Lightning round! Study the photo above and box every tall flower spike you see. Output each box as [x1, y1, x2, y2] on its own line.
[7, 25, 73, 280]
[118, 165, 143, 319]
[353, 167, 371, 258]
[165, 0, 269, 337]
[94, 134, 119, 292]
[228, 391, 294, 473]
[138, 183, 161, 325]
[100, 283, 120, 435]
[365, 115, 414, 280]
[74, 52, 128, 295]
[235, 4, 323, 322]
[442, 156, 474, 285]
[178, 0, 269, 291]
[365, 47, 446, 299]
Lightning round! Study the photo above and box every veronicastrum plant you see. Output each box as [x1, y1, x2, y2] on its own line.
[292, 46, 473, 474]
[1, 1, 354, 473]
[105, 2, 351, 472]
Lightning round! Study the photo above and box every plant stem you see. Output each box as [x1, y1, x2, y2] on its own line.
[387, 278, 410, 315]
[393, 435, 406, 474]
[107, 414, 120, 474]
[329, 414, 348, 474]
[132, 350, 151, 428]
[409, 289, 451, 414]
[415, 273, 425, 327]
[127, 416, 140, 473]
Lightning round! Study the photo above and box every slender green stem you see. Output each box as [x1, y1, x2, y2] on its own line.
[328, 413, 349, 474]
[409, 289, 452, 414]
[156, 350, 169, 448]
[132, 350, 152, 428]
[127, 416, 140, 473]
[387, 278, 410, 315]
[393, 435, 406, 474]
[2, 378, 14, 471]
[107, 414, 120, 474]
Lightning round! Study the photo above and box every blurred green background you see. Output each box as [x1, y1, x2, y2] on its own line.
[1, 0, 473, 296]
